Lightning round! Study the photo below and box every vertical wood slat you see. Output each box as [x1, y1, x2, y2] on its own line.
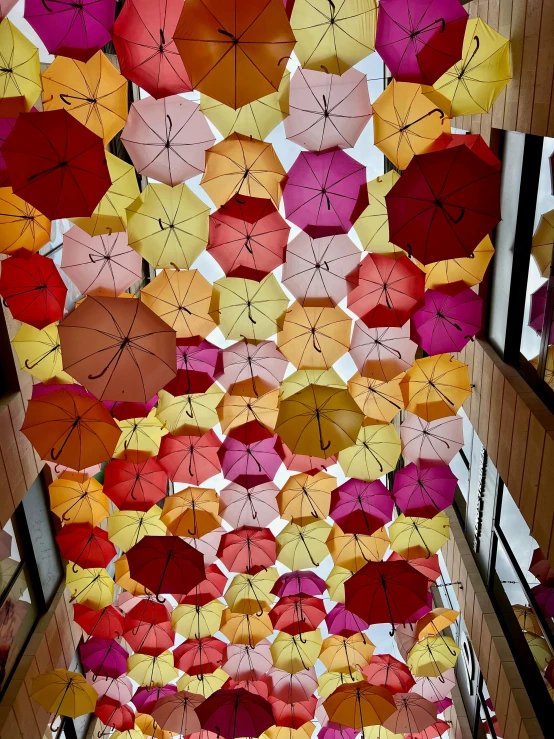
[530, 0, 554, 133]
[504, 0, 528, 130]
[516, 0, 543, 131]
[506, 396, 531, 505]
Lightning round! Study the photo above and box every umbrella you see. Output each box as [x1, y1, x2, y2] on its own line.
[277, 303, 352, 370]
[348, 373, 405, 424]
[282, 232, 361, 307]
[376, 0, 468, 85]
[112, 0, 191, 99]
[12, 323, 72, 385]
[217, 390, 280, 441]
[0, 186, 51, 254]
[103, 458, 167, 512]
[283, 148, 368, 238]
[532, 210, 554, 278]
[56, 523, 116, 571]
[218, 527, 277, 574]
[529, 548, 554, 585]
[173, 637, 225, 675]
[156, 386, 224, 437]
[61, 228, 141, 297]
[423, 235, 495, 295]
[399, 354, 471, 421]
[423, 131, 501, 170]
[121, 95, 215, 187]
[353, 172, 404, 258]
[323, 683, 397, 732]
[127, 535, 206, 598]
[215, 340, 288, 398]
[347, 253, 425, 329]
[219, 481, 280, 529]
[270, 695, 317, 729]
[279, 370, 345, 402]
[103, 394, 158, 423]
[529, 283, 554, 343]
[350, 321, 417, 382]
[422, 18, 511, 116]
[389, 513, 450, 559]
[74, 605, 124, 641]
[114, 554, 152, 597]
[319, 634, 375, 676]
[225, 569, 278, 616]
[512, 604, 542, 635]
[2, 109, 111, 220]
[175, 0, 295, 109]
[180, 563, 228, 608]
[325, 603, 369, 638]
[223, 640, 273, 681]
[330, 479, 393, 535]
[113, 409, 168, 461]
[31, 670, 97, 728]
[290, 0, 377, 75]
[161, 487, 220, 538]
[392, 464, 457, 518]
[0, 1, 17, 20]
[21, 387, 121, 470]
[400, 412, 464, 468]
[135, 711, 180, 739]
[65, 565, 114, 610]
[158, 431, 221, 485]
[108, 507, 167, 552]
[220, 610, 274, 647]
[172, 600, 225, 639]
[0, 20, 41, 116]
[178, 672, 229, 699]
[531, 346, 554, 388]
[265, 668, 318, 703]
[0, 251, 67, 329]
[285, 67, 372, 151]
[405, 721, 451, 739]
[218, 434, 283, 488]
[383, 694, 437, 735]
[362, 655, 415, 695]
[127, 184, 210, 270]
[80, 637, 128, 679]
[151, 691, 204, 735]
[416, 608, 459, 640]
[208, 195, 290, 281]
[409, 669, 456, 703]
[277, 471, 335, 524]
[201, 134, 287, 207]
[272, 571, 327, 598]
[195, 688, 275, 739]
[270, 595, 326, 635]
[87, 674, 133, 705]
[407, 636, 460, 677]
[337, 423, 401, 482]
[123, 619, 175, 658]
[270, 630, 323, 674]
[276, 520, 332, 570]
[94, 697, 134, 731]
[327, 525, 390, 571]
[531, 584, 554, 619]
[59, 295, 177, 402]
[277, 442, 338, 476]
[524, 632, 552, 669]
[126, 652, 179, 687]
[411, 288, 482, 355]
[372, 81, 450, 171]
[164, 338, 219, 397]
[49, 475, 109, 525]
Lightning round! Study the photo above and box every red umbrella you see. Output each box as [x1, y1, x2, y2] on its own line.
[0, 251, 67, 329]
[270, 695, 317, 728]
[173, 637, 226, 675]
[195, 688, 275, 739]
[2, 110, 111, 220]
[127, 536, 206, 599]
[406, 720, 451, 739]
[386, 552, 441, 586]
[94, 696, 134, 731]
[383, 693, 438, 735]
[276, 440, 337, 476]
[361, 654, 415, 695]
[424, 133, 501, 170]
[158, 431, 222, 485]
[348, 254, 425, 328]
[123, 600, 175, 657]
[269, 595, 326, 636]
[103, 458, 168, 513]
[164, 338, 220, 397]
[386, 147, 501, 264]
[217, 527, 277, 575]
[215, 340, 288, 397]
[103, 396, 158, 422]
[73, 604, 124, 640]
[223, 679, 269, 698]
[56, 523, 116, 571]
[264, 667, 318, 703]
[178, 563, 228, 607]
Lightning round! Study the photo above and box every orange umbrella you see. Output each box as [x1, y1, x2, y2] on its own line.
[400, 355, 471, 422]
[323, 682, 397, 731]
[161, 487, 221, 538]
[277, 303, 352, 370]
[217, 389, 280, 438]
[0, 187, 51, 254]
[348, 372, 405, 424]
[277, 471, 335, 525]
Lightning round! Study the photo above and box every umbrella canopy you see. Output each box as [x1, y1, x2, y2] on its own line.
[108, 507, 167, 552]
[423, 235, 495, 295]
[327, 524, 390, 571]
[220, 610, 273, 648]
[400, 412, 463, 469]
[0, 186, 51, 254]
[113, 409, 168, 461]
[225, 569, 278, 615]
[276, 520, 332, 570]
[283, 149, 368, 238]
[265, 667, 318, 703]
[270, 595, 326, 636]
[337, 423, 401, 482]
[172, 600, 225, 639]
[362, 655, 415, 695]
[271, 630, 323, 674]
[219, 434, 283, 488]
[223, 640, 273, 681]
[127, 535, 206, 597]
[319, 634, 375, 676]
[285, 67, 372, 151]
[529, 283, 554, 343]
[175, 0, 295, 110]
[348, 373, 405, 424]
[423, 131, 501, 170]
[318, 672, 363, 700]
[158, 431, 221, 485]
[330, 479, 393, 535]
[74, 604, 124, 641]
[121, 95, 215, 187]
[353, 172, 405, 258]
[31, 669, 98, 722]
[49, 475, 109, 526]
[219, 481, 280, 529]
[180, 563, 228, 607]
[156, 385, 224, 436]
[416, 608, 459, 640]
[389, 513, 450, 559]
[277, 303, 352, 370]
[103, 457, 167, 512]
[325, 603, 369, 638]
[161, 487, 220, 538]
[173, 636, 225, 675]
[126, 651, 179, 687]
[399, 354, 471, 421]
[350, 321, 417, 382]
[272, 571, 327, 598]
[80, 637, 128, 679]
[164, 338, 219, 397]
[195, 688, 275, 739]
[409, 669, 456, 703]
[393, 463, 457, 518]
[271, 695, 317, 729]
[383, 693, 437, 735]
[407, 636, 460, 678]
[0, 20, 41, 116]
[65, 565, 114, 610]
[277, 441, 338, 476]
[216, 340, 288, 398]
[411, 288, 482, 355]
[532, 209, 554, 278]
[217, 390, 279, 441]
[218, 526, 277, 575]
[151, 691, 205, 735]
[277, 471, 335, 525]
[12, 322, 71, 385]
[323, 683, 397, 730]
[56, 523, 116, 571]
[279, 368, 346, 402]
[86, 674, 132, 704]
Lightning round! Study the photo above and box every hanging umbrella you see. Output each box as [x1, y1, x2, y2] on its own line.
[174, 637, 225, 675]
[114, 554, 152, 597]
[532, 210, 554, 278]
[272, 571, 327, 598]
[327, 524, 390, 571]
[218, 527, 277, 575]
[531, 585, 554, 619]
[151, 691, 204, 735]
[285, 67, 372, 151]
[223, 640, 273, 682]
[164, 338, 219, 397]
[337, 423, 401, 482]
[12, 323, 72, 385]
[423, 131, 501, 169]
[103, 458, 167, 513]
[319, 634, 375, 676]
[416, 608, 459, 640]
[171, 600, 225, 639]
[113, 409, 168, 461]
[423, 235, 495, 295]
[218, 434, 283, 488]
[330, 479, 393, 535]
[422, 18, 511, 116]
[270, 595, 326, 635]
[121, 95, 214, 187]
[277, 471, 335, 525]
[278, 368, 343, 402]
[529, 283, 554, 343]
[31, 670, 98, 729]
[49, 475, 109, 525]
[56, 523, 116, 571]
[157, 386, 224, 437]
[283, 148, 368, 238]
[270, 695, 317, 729]
[123, 617, 175, 658]
[0, 20, 41, 116]
[392, 464, 457, 518]
[208, 196, 290, 281]
[178, 672, 229, 700]
[126, 652, 179, 687]
[389, 513, 450, 559]
[353, 172, 404, 259]
[407, 636, 460, 678]
[219, 481, 280, 529]
[511, 604, 542, 635]
[180, 563, 228, 608]
[127, 536, 206, 598]
[158, 431, 221, 485]
[104, 394, 158, 423]
[80, 637, 128, 679]
[2, 110, 111, 220]
[270, 630, 323, 674]
[217, 390, 280, 441]
[216, 340, 288, 398]
[195, 688, 275, 739]
[265, 667, 318, 703]
[108, 507, 167, 552]
[400, 412, 464, 469]
[220, 610, 273, 647]
[383, 693, 437, 735]
[74, 605, 124, 641]
[278, 303, 352, 370]
[277, 441, 338, 476]
[325, 603, 369, 638]
[350, 321, 417, 382]
[65, 565, 114, 610]
[0, 186, 51, 254]
[94, 697, 134, 731]
[276, 520, 331, 570]
[225, 570, 278, 616]
[405, 721, 451, 739]
[529, 548, 554, 586]
[409, 669, 456, 703]
[531, 346, 554, 389]
[135, 711, 180, 739]
[161, 487, 221, 538]
[399, 354, 471, 421]
[323, 682, 397, 732]
[362, 655, 415, 695]
[0, 1, 17, 21]
[87, 674, 133, 705]
[411, 288, 482, 355]
[348, 373, 405, 424]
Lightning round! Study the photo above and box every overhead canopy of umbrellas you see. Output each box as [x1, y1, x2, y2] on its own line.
[0, 0, 514, 735]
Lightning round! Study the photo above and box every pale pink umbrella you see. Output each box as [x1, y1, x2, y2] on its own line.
[151, 691, 204, 735]
[400, 413, 464, 468]
[218, 481, 280, 529]
[410, 670, 456, 703]
[0, 1, 16, 19]
[86, 674, 133, 705]
[282, 232, 361, 307]
[215, 340, 289, 397]
[395, 622, 418, 661]
[383, 693, 438, 735]
[61, 227, 142, 298]
[350, 320, 417, 381]
[223, 640, 273, 682]
[285, 67, 372, 151]
[264, 667, 318, 703]
[181, 527, 225, 565]
[121, 95, 215, 186]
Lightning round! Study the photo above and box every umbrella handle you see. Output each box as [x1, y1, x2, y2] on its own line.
[278, 56, 291, 66]
[234, 195, 247, 204]
[24, 344, 60, 369]
[160, 28, 165, 45]
[41, 0, 52, 10]
[51, 418, 80, 461]
[155, 594, 166, 604]
[218, 29, 234, 38]
[50, 715, 62, 733]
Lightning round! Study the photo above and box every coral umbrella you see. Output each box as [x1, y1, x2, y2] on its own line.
[219, 481, 280, 529]
[223, 640, 273, 682]
[271, 630, 323, 674]
[407, 636, 460, 678]
[270, 595, 326, 635]
[173, 638, 225, 675]
[74, 604, 124, 641]
[179, 564, 228, 608]
[164, 338, 219, 397]
[323, 683, 397, 732]
[272, 572, 326, 598]
[348, 373, 405, 424]
[276, 520, 331, 570]
[350, 321, 417, 382]
[65, 565, 114, 610]
[217, 527, 277, 575]
[175, 0, 295, 110]
[423, 235, 495, 295]
[270, 695, 317, 729]
[0, 1, 17, 20]
[353, 172, 403, 258]
[265, 668, 318, 703]
[158, 431, 221, 485]
[285, 67, 372, 151]
[161, 487, 220, 538]
[0, 251, 67, 329]
[2, 110, 111, 220]
[406, 721, 451, 739]
[392, 464, 457, 518]
[529, 282, 554, 343]
[362, 655, 415, 695]
[283, 149, 368, 238]
[121, 95, 214, 186]
[0, 186, 51, 254]
[87, 674, 133, 705]
[330, 479, 393, 535]
[152, 691, 204, 735]
[411, 288, 482, 354]
[325, 604, 369, 638]
[31, 669, 98, 728]
[383, 693, 437, 735]
[80, 637, 128, 678]
[123, 618, 175, 658]
[56, 523, 116, 571]
[220, 610, 273, 647]
[389, 513, 450, 559]
[94, 697, 134, 731]
[337, 424, 401, 482]
[195, 688, 275, 739]
[103, 458, 167, 513]
[216, 340, 288, 398]
[208, 196, 290, 281]
[277, 441, 337, 476]
[127, 536, 206, 598]
[278, 303, 352, 370]
[277, 471, 335, 525]
[399, 355, 471, 421]
[218, 435, 283, 488]
[49, 475, 109, 525]
[0, 20, 41, 116]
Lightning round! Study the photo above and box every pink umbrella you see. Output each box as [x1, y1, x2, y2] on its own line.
[383, 693, 438, 735]
[79, 637, 129, 679]
[86, 674, 133, 705]
[395, 622, 418, 660]
[350, 321, 418, 382]
[270, 694, 317, 728]
[157, 430, 221, 485]
[387, 552, 441, 587]
[325, 603, 370, 637]
[275, 440, 337, 476]
[410, 669, 456, 703]
[283, 148, 368, 238]
[410, 288, 482, 355]
[223, 640, 273, 682]
[406, 721, 451, 739]
[330, 479, 394, 535]
[181, 527, 225, 566]
[433, 698, 452, 713]
[121, 95, 215, 186]
[285, 67, 372, 151]
[218, 434, 283, 488]
[264, 667, 318, 703]
[282, 232, 361, 307]
[218, 481, 280, 529]
[0, 1, 17, 20]
[215, 340, 288, 398]
[529, 283, 554, 343]
[132, 684, 178, 715]
[164, 338, 220, 397]
[61, 227, 142, 298]
[400, 413, 464, 468]
[271, 571, 327, 598]
[392, 463, 457, 518]
[151, 691, 204, 735]
[320, 725, 358, 739]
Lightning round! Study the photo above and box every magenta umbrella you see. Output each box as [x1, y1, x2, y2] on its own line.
[282, 232, 361, 307]
[218, 481, 280, 529]
[531, 583, 554, 618]
[410, 669, 456, 703]
[400, 413, 464, 468]
[271, 571, 327, 598]
[223, 640, 273, 682]
[529, 283, 554, 342]
[164, 338, 220, 397]
[320, 725, 358, 739]
[285, 67, 372, 151]
[410, 288, 482, 355]
[79, 637, 128, 679]
[392, 463, 457, 518]
[215, 340, 288, 397]
[87, 674, 133, 704]
[350, 321, 418, 382]
[132, 684, 178, 715]
[195, 688, 275, 739]
[121, 95, 215, 186]
[283, 148, 368, 238]
[265, 667, 318, 703]
[218, 435, 283, 488]
[330, 479, 394, 535]
[325, 603, 370, 637]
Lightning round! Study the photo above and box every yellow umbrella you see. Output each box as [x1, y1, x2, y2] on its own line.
[65, 564, 114, 610]
[0, 19, 41, 116]
[126, 652, 179, 687]
[353, 173, 404, 258]
[531, 346, 554, 389]
[290, 0, 377, 75]
[161, 487, 221, 538]
[524, 633, 552, 671]
[416, 608, 460, 640]
[127, 183, 210, 269]
[320, 634, 375, 675]
[200, 71, 290, 140]
[12, 322, 73, 384]
[277, 303, 352, 370]
[325, 566, 353, 603]
[365, 727, 403, 739]
[135, 714, 175, 739]
[220, 609, 274, 646]
[512, 605, 542, 635]
[171, 599, 225, 639]
[264, 724, 315, 739]
[225, 569, 278, 615]
[177, 668, 229, 698]
[275, 384, 364, 459]
[407, 635, 460, 677]
[31, 669, 97, 723]
[113, 409, 168, 461]
[210, 273, 289, 342]
[337, 423, 401, 481]
[276, 520, 332, 570]
[372, 81, 450, 171]
[399, 355, 471, 422]
[327, 524, 389, 571]
[156, 386, 224, 436]
[42, 51, 127, 144]
[348, 373, 405, 424]
[323, 682, 397, 730]
[532, 210, 554, 278]
[111, 730, 145, 739]
[277, 471, 335, 524]
[270, 630, 323, 674]
[422, 19, 511, 117]
[107, 506, 167, 552]
[114, 554, 152, 596]
[201, 134, 287, 207]
[217, 389, 280, 437]
[389, 513, 450, 560]
[49, 476, 109, 526]
[279, 368, 346, 401]
[0, 187, 51, 254]
[318, 670, 364, 698]
[422, 236, 495, 293]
